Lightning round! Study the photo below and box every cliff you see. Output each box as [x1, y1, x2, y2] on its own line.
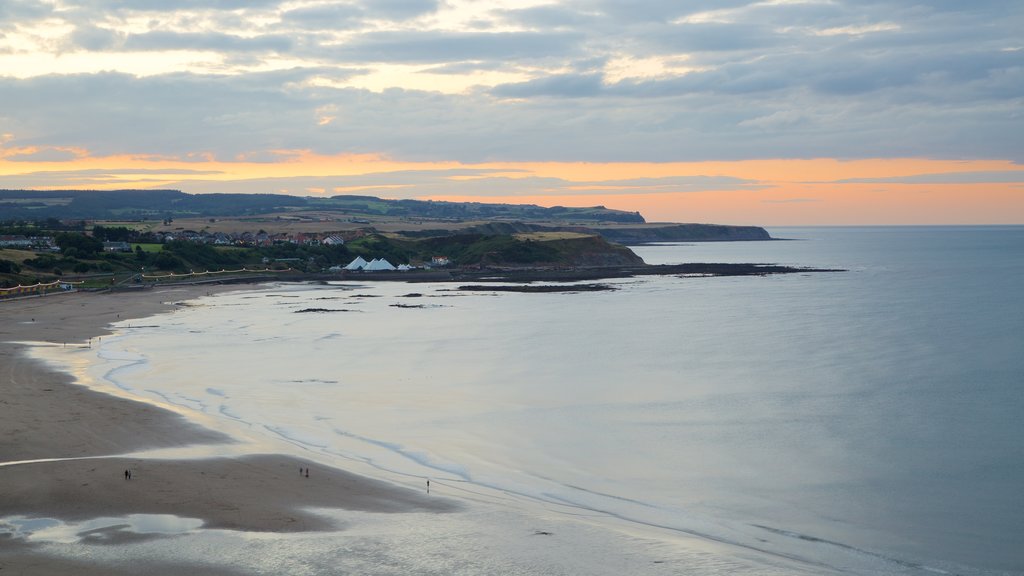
[594, 223, 772, 244]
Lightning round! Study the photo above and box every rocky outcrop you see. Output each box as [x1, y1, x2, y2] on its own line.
[595, 224, 771, 244]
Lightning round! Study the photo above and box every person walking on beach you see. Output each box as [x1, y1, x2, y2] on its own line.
[124, 469, 129, 480]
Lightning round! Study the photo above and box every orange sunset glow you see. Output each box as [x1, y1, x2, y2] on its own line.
[2, 152, 1021, 225]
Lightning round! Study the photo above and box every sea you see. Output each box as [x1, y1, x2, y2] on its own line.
[19, 226, 1024, 575]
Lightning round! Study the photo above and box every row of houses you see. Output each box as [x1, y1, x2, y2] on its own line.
[155, 230, 350, 247]
[0, 235, 57, 250]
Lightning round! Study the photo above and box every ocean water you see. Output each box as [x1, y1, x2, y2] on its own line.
[29, 226, 1024, 575]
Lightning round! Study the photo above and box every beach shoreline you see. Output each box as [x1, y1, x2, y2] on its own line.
[0, 287, 454, 575]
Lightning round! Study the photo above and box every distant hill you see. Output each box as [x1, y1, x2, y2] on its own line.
[592, 223, 771, 243]
[0, 189, 645, 224]
[400, 221, 772, 244]
[0, 189, 773, 244]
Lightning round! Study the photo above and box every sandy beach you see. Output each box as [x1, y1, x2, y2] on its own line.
[1, 287, 454, 575]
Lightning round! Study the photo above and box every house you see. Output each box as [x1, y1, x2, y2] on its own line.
[322, 235, 345, 246]
[431, 256, 450, 267]
[0, 235, 33, 248]
[103, 241, 132, 252]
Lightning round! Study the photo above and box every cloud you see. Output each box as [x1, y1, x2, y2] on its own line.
[121, 31, 294, 53]
[499, 5, 601, 29]
[762, 198, 819, 204]
[362, 0, 439, 20]
[0, 0, 54, 20]
[3, 148, 84, 162]
[492, 74, 604, 98]
[0, 167, 225, 188]
[69, 25, 125, 52]
[831, 171, 1024, 184]
[75, 0, 283, 10]
[281, 4, 366, 30]
[0, 166, 764, 198]
[572, 175, 763, 191]
[652, 22, 787, 53]
[322, 30, 584, 63]
[0, 0, 1020, 167]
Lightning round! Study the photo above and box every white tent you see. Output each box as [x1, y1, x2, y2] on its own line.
[344, 256, 368, 270]
[364, 258, 396, 271]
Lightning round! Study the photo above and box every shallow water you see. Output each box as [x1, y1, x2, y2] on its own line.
[27, 226, 1024, 575]
[1, 514, 203, 543]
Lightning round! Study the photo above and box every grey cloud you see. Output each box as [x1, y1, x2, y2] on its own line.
[325, 31, 583, 63]
[808, 48, 1024, 96]
[499, 5, 600, 29]
[4, 149, 81, 162]
[580, 176, 762, 190]
[0, 0, 53, 20]
[831, 171, 1024, 184]
[421, 61, 515, 75]
[653, 22, 788, 53]
[69, 25, 125, 51]
[123, 31, 293, 53]
[0, 165, 761, 197]
[281, 4, 365, 30]
[489, 64, 794, 99]
[590, 1, 752, 24]
[492, 74, 604, 98]
[3, 0, 1023, 166]
[3, 68, 1022, 165]
[70, 0, 283, 10]
[8, 168, 222, 176]
[361, 0, 439, 20]
[0, 168, 224, 189]
[615, 66, 790, 97]
[155, 171, 761, 198]
[0, 71, 313, 159]
[741, 2, 848, 27]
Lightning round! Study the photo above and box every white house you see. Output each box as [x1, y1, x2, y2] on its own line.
[102, 241, 132, 252]
[322, 235, 345, 246]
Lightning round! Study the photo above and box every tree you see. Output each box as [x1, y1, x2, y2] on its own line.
[55, 232, 102, 256]
[152, 252, 184, 271]
[92, 225, 133, 242]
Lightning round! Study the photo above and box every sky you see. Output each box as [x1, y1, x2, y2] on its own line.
[1, 0, 1022, 225]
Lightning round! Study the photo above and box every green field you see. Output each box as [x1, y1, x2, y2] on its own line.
[132, 243, 163, 253]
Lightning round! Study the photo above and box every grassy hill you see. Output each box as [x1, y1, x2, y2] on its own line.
[0, 190, 644, 224]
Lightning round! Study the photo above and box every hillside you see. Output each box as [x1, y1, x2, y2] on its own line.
[0, 190, 644, 224]
[594, 223, 772, 243]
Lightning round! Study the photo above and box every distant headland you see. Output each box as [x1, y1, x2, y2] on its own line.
[1, 189, 809, 293]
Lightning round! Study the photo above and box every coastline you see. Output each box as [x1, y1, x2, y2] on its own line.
[0, 287, 454, 575]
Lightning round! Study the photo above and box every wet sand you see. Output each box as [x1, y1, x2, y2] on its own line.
[0, 288, 453, 574]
